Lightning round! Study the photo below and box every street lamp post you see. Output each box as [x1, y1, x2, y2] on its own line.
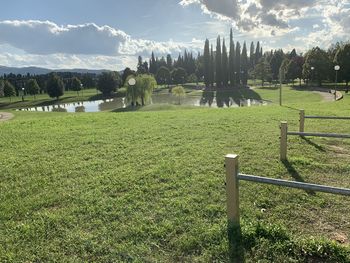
[128, 77, 136, 107]
[310, 66, 315, 87]
[21, 87, 25, 102]
[334, 65, 340, 101]
[81, 83, 84, 97]
[279, 68, 284, 106]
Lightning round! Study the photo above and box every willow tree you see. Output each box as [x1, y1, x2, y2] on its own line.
[172, 85, 186, 104]
[126, 74, 157, 106]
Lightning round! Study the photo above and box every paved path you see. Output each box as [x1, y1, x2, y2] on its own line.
[0, 112, 14, 122]
[312, 89, 343, 102]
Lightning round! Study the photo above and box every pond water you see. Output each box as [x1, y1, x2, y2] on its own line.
[18, 93, 269, 113]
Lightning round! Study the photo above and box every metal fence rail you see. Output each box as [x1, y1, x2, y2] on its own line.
[305, 116, 350, 120]
[299, 109, 350, 132]
[224, 153, 350, 226]
[287, 131, 350, 139]
[280, 121, 350, 160]
[238, 173, 350, 196]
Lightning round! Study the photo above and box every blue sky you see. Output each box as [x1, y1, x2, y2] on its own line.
[0, 0, 349, 70]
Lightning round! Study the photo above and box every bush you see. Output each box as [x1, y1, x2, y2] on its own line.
[46, 74, 64, 99]
[97, 72, 120, 96]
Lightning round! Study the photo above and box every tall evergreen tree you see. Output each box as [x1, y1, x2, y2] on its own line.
[222, 39, 229, 87]
[210, 45, 215, 87]
[241, 42, 248, 86]
[150, 52, 156, 74]
[235, 41, 241, 85]
[215, 36, 222, 87]
[249, 41, 255, 69]
[166, 54, 173, 70]
[229, 28, 235, 87]
[289, 48, 297, 59]
[255, 41, 261, 64]
[137, 56, 148, 74]
[270, 49, 285, 80]
[203, 39, 211, 87]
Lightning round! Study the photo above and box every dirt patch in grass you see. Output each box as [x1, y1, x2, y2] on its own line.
[0, 112, 14, 122]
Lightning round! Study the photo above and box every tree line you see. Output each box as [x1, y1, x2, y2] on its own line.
[145, 29, 349, 89]
[1, 28, 349, 102]
[0, 71, 124, 100]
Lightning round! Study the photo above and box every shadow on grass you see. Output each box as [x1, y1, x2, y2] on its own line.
[282, 160, 315, 195]
[228, 222, 245, 263]
[255, 85, 280, 90]
[281, 105, 300, 111]
[301, 137, 326, 152]
[111, 106, 141, 113]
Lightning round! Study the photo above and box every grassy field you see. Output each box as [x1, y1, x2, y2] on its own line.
[0, 88, 127, 110]
[1, 86, 349, 262]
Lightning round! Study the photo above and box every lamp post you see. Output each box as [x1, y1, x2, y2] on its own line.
[128, 77, 136, 107]
[81, 83, 84, 97]
[310, 66, 314, 87]
[279, 68, 284, 106]
[334, 65, 340, 101]
[21, 87, 25, 102]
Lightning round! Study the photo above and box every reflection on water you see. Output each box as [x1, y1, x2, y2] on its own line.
[18, 93, 268, 112]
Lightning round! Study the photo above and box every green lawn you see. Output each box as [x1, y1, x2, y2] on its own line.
[1, 87, 349, 262]
[0, 88, 99, 109]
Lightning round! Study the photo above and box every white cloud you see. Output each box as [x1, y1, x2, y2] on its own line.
[179, 0, 350, 39]
[0, 50, 124, 70]
[0, 20, 201, 57]
[0, 20, 203, 70]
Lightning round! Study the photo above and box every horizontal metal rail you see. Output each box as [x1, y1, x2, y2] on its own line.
[238, 173, 350, 196]
[305, 116, 350, 120]
[287, 131, 350, 138]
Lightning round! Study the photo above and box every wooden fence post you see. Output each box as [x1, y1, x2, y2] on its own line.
[280, 122, 288, 160]
[299, 109, 305, 132]
[225, 154, 240, 225]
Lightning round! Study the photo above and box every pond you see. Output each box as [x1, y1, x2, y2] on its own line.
[17, 92, 269, 113]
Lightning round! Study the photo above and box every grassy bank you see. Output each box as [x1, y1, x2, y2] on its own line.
[0, 88, 127, 110]
[0, 88, 349, 262]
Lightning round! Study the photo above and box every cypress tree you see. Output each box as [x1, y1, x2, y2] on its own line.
[150, 52, 156, 74]
[235, 41, 241, 85]
[215, 36, 222, 88]
[210, 45, 215, 87]
[203, 39, 210, 87]
[229, 28, 235, 87]
[222, 39, 228, 87]
[166, 54, 173, 70]
[255, 41, 261, 64]
[241, 42, 248, 86]
[250, 41, 255, 69]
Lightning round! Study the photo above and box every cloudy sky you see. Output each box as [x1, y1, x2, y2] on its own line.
[0, 0, 349, 70]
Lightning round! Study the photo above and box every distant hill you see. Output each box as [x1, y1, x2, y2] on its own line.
[0, 66, 110, 76]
